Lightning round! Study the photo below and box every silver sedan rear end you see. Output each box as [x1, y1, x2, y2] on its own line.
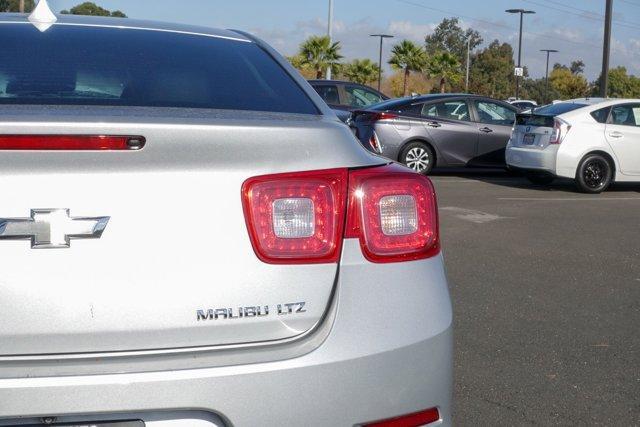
[0, 12, 452, 427]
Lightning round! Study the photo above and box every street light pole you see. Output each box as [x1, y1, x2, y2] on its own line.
[600, 0, 613, 97]
[540, 49, 558, 104]
[326, 0, 334, 80]
[19, 0, 25, 13]
[370, 34, 394, 92]
[506, 9, 535, 100]
[465, 36, 471, 92]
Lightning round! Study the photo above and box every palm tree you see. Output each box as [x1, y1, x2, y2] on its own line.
[388, 40, 427, 96]
[299, 35, 343, 79]
[427, 51, 462, 93]
[342, 59, 380, 85]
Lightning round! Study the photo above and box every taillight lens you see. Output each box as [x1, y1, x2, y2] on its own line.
[346, 164, 439, 263]
[369, 132, 382, 153]
[242, 168, 347, 264]
[362, 407, 441, 427]
[372, 112, 398, 122]
[549, 118, 571, 144]
[0, 135, 145, 150]
[242, 164, 439, 264]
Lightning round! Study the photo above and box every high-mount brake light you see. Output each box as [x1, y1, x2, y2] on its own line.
[242, 169, 348, 264]
[346, 164, 439, 263]
[0, 135, 146, 151]
[242, 164, 439, 265]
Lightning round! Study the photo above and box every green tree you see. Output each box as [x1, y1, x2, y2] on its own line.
[522, 78, 560, 105]
[342, 59, 380, 86]
[570, 60, 585, 75]
[427, 51, 462, 93]
[388, 40, 427, 96]
[425, 18, 482, 65]
[298, 35, 343, 79]
[0, 0, 34, 12]
[468, 40, 515, 99]
[60, 2, 127, 17]
[549, 67, 590, 99]
[592, 66, 640, 98]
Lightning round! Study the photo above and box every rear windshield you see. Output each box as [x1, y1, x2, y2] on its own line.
[533, 102, 588, 116]
[0, 24, 318, 114]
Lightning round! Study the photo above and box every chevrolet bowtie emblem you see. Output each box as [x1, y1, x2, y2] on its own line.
[0, 209, 110, 249]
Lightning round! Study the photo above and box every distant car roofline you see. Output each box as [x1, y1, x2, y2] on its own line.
[0, 13, 250, 43]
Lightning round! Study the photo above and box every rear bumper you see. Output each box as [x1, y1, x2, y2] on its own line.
[506, 145, 558, 174]
[0, 240, 453, 426]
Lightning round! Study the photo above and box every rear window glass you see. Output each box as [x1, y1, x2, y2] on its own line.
[0, 24, 318, 114]
[534, 102, 588, 116]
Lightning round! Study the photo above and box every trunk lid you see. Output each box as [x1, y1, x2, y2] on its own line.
[512, 113, 556, 149]
[0, 106, 374, 356]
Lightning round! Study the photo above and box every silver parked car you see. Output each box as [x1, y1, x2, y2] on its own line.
[350, 94, 518, 174]
[0, 9, 452, 427]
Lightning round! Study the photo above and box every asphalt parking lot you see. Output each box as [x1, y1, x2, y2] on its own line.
[430, 169, 640, 426]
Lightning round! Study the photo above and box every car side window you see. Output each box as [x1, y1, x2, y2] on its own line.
[386, 101, 424, 116]
[344, 86, 384, 108]
[422, 100, 470, 121]
[609, 104, 640, 127]
[591, 107, 611, 124]
[313, 85, 340, 106]
[474, 100, 516, 126]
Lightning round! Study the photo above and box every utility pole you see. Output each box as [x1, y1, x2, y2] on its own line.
[19, 0, 25, 13]
[370, 34, 394, 92]
[600, 0, 613, 98]
[540, 49, 558, 104]
[506, 9, 535, 100]
[465, 37, 471, 92]
[326, 0, 334, 80]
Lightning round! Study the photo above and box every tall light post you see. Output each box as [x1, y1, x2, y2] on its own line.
[326, 0, 334, 80]
[370, 34, 394, 92]
[540, 49, 558, 104]
[465, 36, 471, 92]
[506, 8, 535, 100]
[600, 0, 613, 97]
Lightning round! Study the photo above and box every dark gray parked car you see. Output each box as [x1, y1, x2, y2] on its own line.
[350, 94, 518, 174]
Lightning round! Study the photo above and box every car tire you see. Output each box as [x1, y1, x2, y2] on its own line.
[575, 154, 613, 194]
[525, 171, 555, 185]
[400, 142, 434, 175]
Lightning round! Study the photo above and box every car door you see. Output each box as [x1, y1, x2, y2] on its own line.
[420, 99, 478, 165]
[471, 99, 517, 166]
[606, 103, 640, 175]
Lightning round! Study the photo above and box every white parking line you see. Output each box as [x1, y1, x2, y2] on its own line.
[498, 197, 640, 201]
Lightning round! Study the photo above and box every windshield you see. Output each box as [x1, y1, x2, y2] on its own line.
[534, 102, 589, 116]
[0, 24, 318, 114]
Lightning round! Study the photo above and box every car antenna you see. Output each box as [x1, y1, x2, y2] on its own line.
[28, 0, 57, 32]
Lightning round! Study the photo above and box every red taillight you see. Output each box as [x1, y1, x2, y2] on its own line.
[549, 118, 571, 145]
[242, 164, 439, 264]
[369, 132, 382, 153]
[346, 164, 439, 263]
[242, 168, 347, 264]
[362, 407, 441, 427]
[0, 135, 145, 150]
[371, 112, 398, 122]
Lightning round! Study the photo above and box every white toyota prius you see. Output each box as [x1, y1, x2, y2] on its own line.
[506, 98, 640, 193]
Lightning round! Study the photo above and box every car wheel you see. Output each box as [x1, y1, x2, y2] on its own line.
[525, 171, 555, 185]
[575, 154, 612, 194]
[401, 142, 434, 174]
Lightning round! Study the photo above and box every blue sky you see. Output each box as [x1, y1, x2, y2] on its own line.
[47, 0, 640, 80]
